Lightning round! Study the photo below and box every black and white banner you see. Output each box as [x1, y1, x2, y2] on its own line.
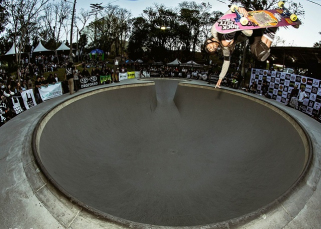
[250, 68, 321, 116]
[21, 89, 37, 109]
[119, 72, 128, 81]
[80, 76, 99, 89]
[11, 96, 24, 114]
[39, 83, 63, 101]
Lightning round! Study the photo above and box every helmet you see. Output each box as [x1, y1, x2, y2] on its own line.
[204, 37, 220, 54]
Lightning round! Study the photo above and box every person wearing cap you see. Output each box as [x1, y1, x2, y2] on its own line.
[204, 6, 278, 88]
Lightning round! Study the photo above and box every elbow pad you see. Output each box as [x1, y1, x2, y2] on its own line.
[224, 56, 231, 61]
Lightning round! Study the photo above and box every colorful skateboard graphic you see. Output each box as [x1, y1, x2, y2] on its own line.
[214, 2, 301, 34]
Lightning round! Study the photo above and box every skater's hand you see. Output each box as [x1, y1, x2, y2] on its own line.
[238, 7, 248, 17]
[215, 79, 222, 88]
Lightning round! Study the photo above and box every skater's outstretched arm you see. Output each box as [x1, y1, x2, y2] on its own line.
[205, 5, 249, 88]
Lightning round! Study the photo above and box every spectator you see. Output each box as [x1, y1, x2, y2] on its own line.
[34, 77, 43, 104]
[65, 62, 74, 95]
[65, 62, 82, 95]
[3, 85, 15, 119]
[22, 80, 28, 90]
[81, 66, 90, 78]
[27, 77, 33, 90]
[47, 74, 56, 85]
[237, 72, 243, 89]
[231, 72, 239, 89]
[298, 87, 308, 111]
[13, 82, 26, 111]
[0, 94, 10, 126]
[286, 85, 299, 107]
[249, 81, 257, 93]
[54, 73, 59, 83]
[14, 82, 25, 93]
[73, 66, 80, 92]
[261, 80, 268, 96]
[41, 75, 48, 87]
[91, 67, 99, 78]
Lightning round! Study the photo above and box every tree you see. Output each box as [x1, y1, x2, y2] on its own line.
[38, 0, 71, 45]
[228, 0, 304, 14]
[179, 1, 222, 59]
[76, 8, 92, 36]
[113, 7, 131, 59]
[0, 0, 9, 34]
[5, 0, 50, 80]
[272, 36, 286, 47]
[127, 17, 149, 60]
[127, 2, 222, 62]
[314, 32, 321, 48]
[83, 4, 131, 58]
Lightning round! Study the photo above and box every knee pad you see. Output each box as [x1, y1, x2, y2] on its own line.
[251, 41, 270, 62]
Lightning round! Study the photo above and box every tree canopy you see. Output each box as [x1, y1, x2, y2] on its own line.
[0, 0, 305, 65]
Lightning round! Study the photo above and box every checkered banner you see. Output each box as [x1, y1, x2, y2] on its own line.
[250, 68, 321, 116]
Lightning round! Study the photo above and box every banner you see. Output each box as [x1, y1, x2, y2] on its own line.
[119, 72, 128, 81]
[250, 68, 321, 115]
[100, 75, 112, 84]
[80, 76, 99, 89]
[141, 71, 150, 78]
[39, 82, 63, 101]
[11, 96, 24, 114]
[135, 71, 140, 78]
[127, 71, 135, 79]
[21, 89, 37, 109]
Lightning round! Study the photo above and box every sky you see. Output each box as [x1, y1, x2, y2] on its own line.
[75, 0, 320, 47]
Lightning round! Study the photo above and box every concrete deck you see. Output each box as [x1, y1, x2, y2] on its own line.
[0, 78, 320, 228]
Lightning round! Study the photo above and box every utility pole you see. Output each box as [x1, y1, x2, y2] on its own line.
[65, 0, 77, 62]
[70, 0, 76, 62]
[90, 3, 104, 48]
[76, 27, 79, 62]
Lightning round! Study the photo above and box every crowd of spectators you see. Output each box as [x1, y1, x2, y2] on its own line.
[1, 55, 320, 127]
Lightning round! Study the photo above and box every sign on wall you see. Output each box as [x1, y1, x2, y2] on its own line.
[250, 68, 321, 116]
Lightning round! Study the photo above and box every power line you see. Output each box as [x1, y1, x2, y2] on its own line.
[217, 0, 226, 4]
[306, 0, 321, 7]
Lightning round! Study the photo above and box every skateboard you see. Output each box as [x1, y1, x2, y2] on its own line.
[214, 1, 301, 34]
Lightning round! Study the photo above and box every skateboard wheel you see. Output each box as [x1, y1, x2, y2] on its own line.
[230, 5, 238, 12]
[278, 1, 285, 8]
[240, 17, 248, 26]
[290, 14, 297, 21]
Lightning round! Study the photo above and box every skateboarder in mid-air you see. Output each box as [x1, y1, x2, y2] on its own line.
[205, 6, 278, 88]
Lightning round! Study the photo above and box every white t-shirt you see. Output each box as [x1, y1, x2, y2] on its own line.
[73, 69, 79, 80]
[298, 91, 307, 102]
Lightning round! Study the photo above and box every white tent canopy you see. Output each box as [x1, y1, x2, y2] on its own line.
[181, 60, 201, 67]
[167, 58, 181, 66]
[33, 42, 51, 53]
[56, 43, 70, 51]
[135, 59, 143, 63]
[5, 43, 20, 55]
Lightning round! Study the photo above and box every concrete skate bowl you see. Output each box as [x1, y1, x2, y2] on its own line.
[33, 79, 311, 228]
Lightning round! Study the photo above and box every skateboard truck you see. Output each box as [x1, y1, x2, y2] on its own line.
[230, 5, 249, 25]
[278, 1, 298, 21]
